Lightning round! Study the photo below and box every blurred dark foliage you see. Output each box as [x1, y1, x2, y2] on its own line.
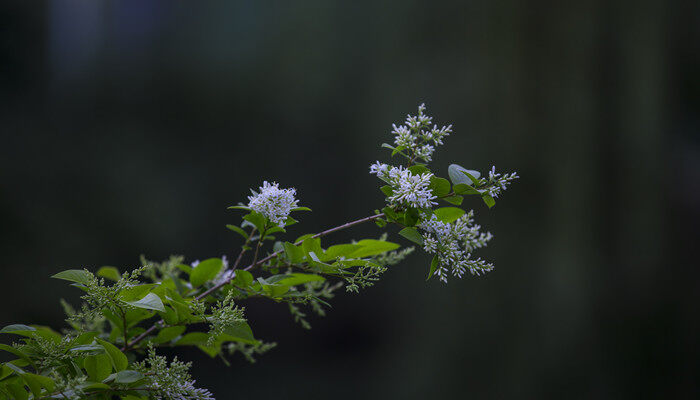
[1, 1, 698, 398]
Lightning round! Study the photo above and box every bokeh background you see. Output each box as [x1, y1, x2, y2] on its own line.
[1, 1, 698, 398]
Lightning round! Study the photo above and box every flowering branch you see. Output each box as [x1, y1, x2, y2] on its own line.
[0, 103, 517, 400]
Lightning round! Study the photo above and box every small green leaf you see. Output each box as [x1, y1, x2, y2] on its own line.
[434, 207, 465, 223]
[267, 273, 325, 287]
[442, 195, 464, 205]
[69, 344, 105, 354]
[96, 266, 121, 282]
[118, 284, 156, 302]
[21, 373, 54, 394]
[348, 239, 400, 258]
[226, 225, 249, 239]
[380, 185, 394, 197]
[453, 183, 481, 195]
[283, 242, 304, 264]
[6, 383, 28, 400]
[243, 212, 266, 232]
[159, 306, 179, 325]
[227, 205, 251, 211]
[51, 269, 92, 285]
[404, 207, 420, 227]
[301, 238, 323, 260]
[0, 324, 35, 334]
[124, 293, 165, 312]
[482, 195, 496, 208]
[153, 326, 186, 344]
[174, 332, 209, 346]
[427, 255, 439, 280]
[291, 206, 312, 212]
[398, 227, 424, 245]
[114, 370, 145, 384]
[392, 145, 407, 156]
[408, 165, 430, 175]
[429, 176, 451, 197]
[84, 353, 113, 382]
[324, 244, 362, 260]
[232, 270, 254, 288]
[221, 322, 257, 344]
[190, 258, 224, 287]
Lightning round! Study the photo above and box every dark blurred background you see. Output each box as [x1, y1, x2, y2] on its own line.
[1, 1, 699, 398]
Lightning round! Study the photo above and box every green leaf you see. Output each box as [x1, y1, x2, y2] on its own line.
[226, 225, 249, 240]
[232, 270, 254, 288]
[398, 227, 424, 245]
[190, 258, 224, 287]
[434, 207, 465, 223]
[301, 238, 323, 260]
[266, 273, 325, 287]
[324, 244, 362, 260]
[221, 322, 257, 344]
[73, 331, 99, 345]
[382, 206, 401, 223]
[159, 306, 179, 325]
[427, 255, 439, 280]
[348, 239, 400, 258]
[118, 284, 157, 302]
[380, 185, 394, 197]
[283, 242, 304, 264]
[291, 206, 312, 212]
[69, 344, 105, 354]
[5, 383, 28, 400]
[392, 145, 407, 156]
[482, 195, 496, 208]
[174, 332, 209, 346]
[448, 164, 481, 186]
[258, 278, 290, 298]
[153, 326, 186, 344]
[114, 370, 144, 384]
[51, 269, 92, 285]
[408, 165, 430, 175]
[0, 325, 35, 335]
[442, 195, 464, 205]
[21, 373, 54, 395]
[429, 176, 451, 197]
[453, 183, 481, 195]
[0, 344, 31, 364]
[124, 293, 165, 312]
[404, 207, 420, 227]
[227, 205, 251, 211]
[243, 212, 266, 232]
[96, 266, 121, 282]
[84, 353, 113, 382]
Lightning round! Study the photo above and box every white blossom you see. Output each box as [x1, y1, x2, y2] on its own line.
[419, 212, 494, 283]
[388, 103, 453, 163]
[247, 181, 299, 228]
[485, 166, 519, 198]
[369, 162, 437, 209]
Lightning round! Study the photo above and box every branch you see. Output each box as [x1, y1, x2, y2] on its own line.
[122, 212, 384, 351]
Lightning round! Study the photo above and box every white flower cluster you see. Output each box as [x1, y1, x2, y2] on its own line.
[370, 162, 437, 209]
[485, 166, 519, 198]
[392, 103, 452, 162]
[151, 380, 215, 400]
[136, 345, 215, 400]
[247, 181, 299, 228]
[419, 211, 494, 283]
